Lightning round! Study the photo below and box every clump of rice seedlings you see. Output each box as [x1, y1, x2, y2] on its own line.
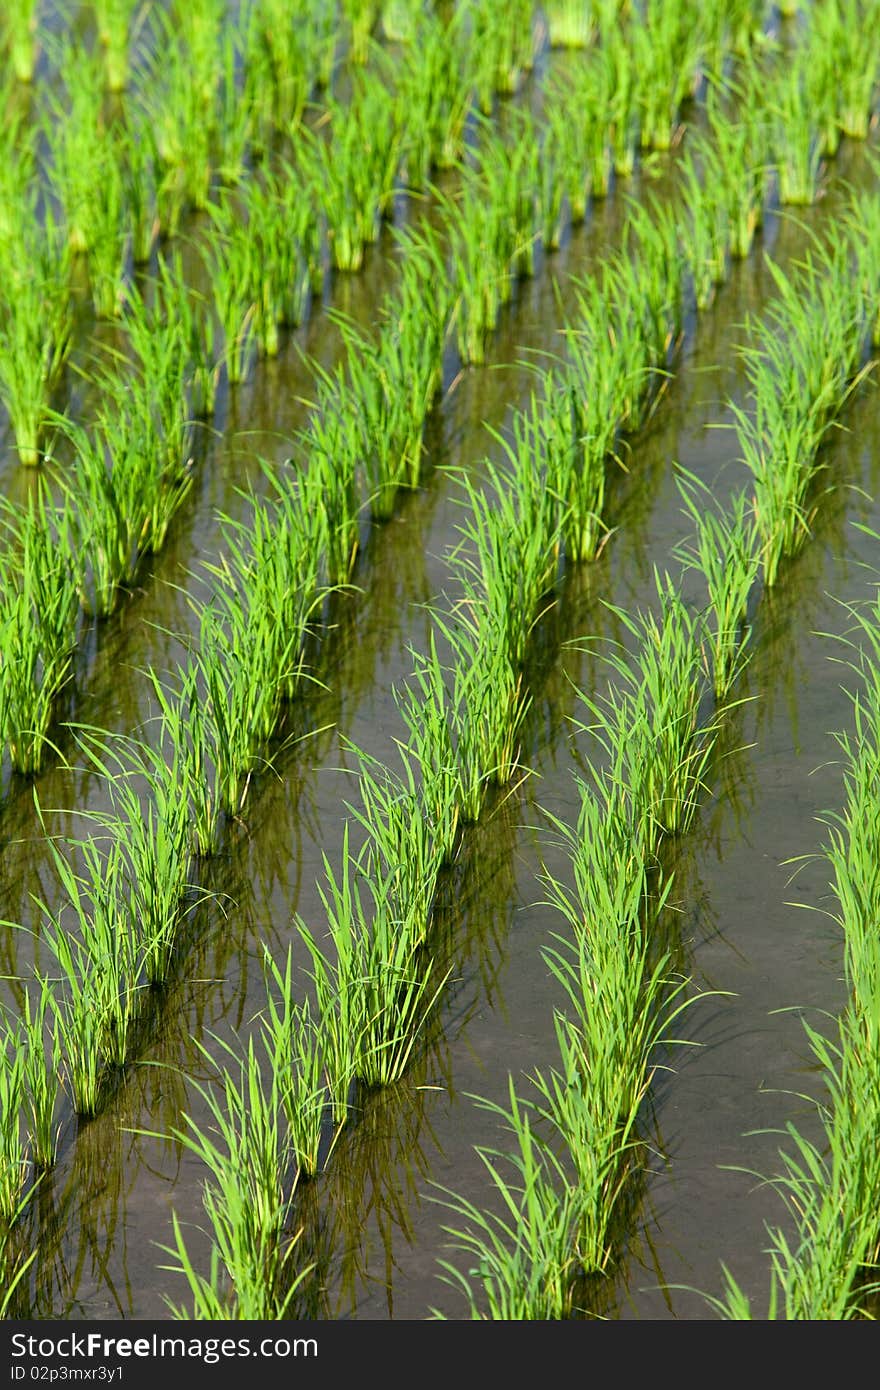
[833, 0, 880, 137]
[0, 496, 80, 774]
[119, 115, 160, 265]
[300, 68, 405, 271]
[633, 0, 703, 150]
[93, 0, 141, 92]
[679, 139, 730, 310]
[69, 726, 197, 988]
[381, 0, 423, 42]
[430, 1079, 585, 1319]
[144, 666, 222, 859]
[41, 40, 110, 255]
[536, 367, 611, 564]
[769, 56, 822, 205]
[451, 454, 560, 672]
[0, 1017, 29, 1223]
[394, 636, 464, 865]
[18, 981, 63, 1173]
[342, 0, 379, 63]
[605, 17, 640, 177]
[844, 184, 880, 346]
[293, 365, 362, 587]
[732, 244, 868, 587]
[704, 89, 770, 260]
[674, 469, 760, 701]
[200, 196, 257, 385]
[0, 218, 73, 466]
[469, 0, 536, 107]
[238, 0, 318, 142]
[258, 949, 329, 1180]
[396, 8, 473, 178]
[545, 0, 596, 47]
[344, 739, 448, 947]
[154, 252, 221, 419]
[296, 824, 447, 1102]
[576, 570, 716, 849]
[157, 1033, 310, 1319]
[33, 825, 141, 1110]
[2, 0, 41, 81]
[84, 141, 131, 319]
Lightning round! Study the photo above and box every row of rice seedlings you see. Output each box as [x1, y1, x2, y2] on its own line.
[731, 230, 872, 589]
[0, 498, 80, 776]
[431, 555, 732, 1313]
[702, 590, 880, 1318]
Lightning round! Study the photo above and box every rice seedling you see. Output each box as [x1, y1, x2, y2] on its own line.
[605, 16, 640, 177]
[18, 980, 64, 1173]
[545, 0, 596, 47]
[0, 1016, 29, 1223]
[41, 40, 110, 255]
[294, 363, 362, 587]
[119, 115, 160, 265]
[238, 0, 318, 143]
[342, 0, 379, 63]
[394, 636, 463, 865]
[674, 469, 760, 701]
[258, 948, 329, 1180]
[430, 1079, 585, 1319]
[703, 88, 770, 260]
[296, 824, 448, 1100]
[68, 726, 198, 988]
[0, 218, 73, 467]
[469, 0, 536, 108]
[0, 495, 80, 774]
[343, 738, 448, 946]
[679, 140, 730, 310]
[833, 0, 880, 138]
[299, 66, 404, 271]
[769, 55, 822, 205]
[84, 142, 131, 320]
[143, 665, 223, 859]
[574, 570, 716, 849]
[632, 0, 703, 151]
[431, 604, 531, 822]
[155, 1032, 310, 1319]
[93, 0, 141, 92]
[2, 0, 41, 81]
[200, 196, 257, 385]
[381, 0, 422, 42]
[396, 7, 473, 179]
[153, 252, 221, 420]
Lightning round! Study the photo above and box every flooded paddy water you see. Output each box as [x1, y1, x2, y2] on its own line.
[2, 4, 880, 1323]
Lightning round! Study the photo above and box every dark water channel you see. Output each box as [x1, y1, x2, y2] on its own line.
[3, 62, 880, 1320]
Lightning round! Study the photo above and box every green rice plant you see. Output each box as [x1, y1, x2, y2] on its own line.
[536, 360, 613, 563]
[545, 0, 596, 46]
[52, 408, 157, 617]
[0, 218, 73, 466]
[469, 0, 536, 107]
[258, 948, 329, 1180]
[0, 1016, 29, 1223]
[294, 363, 362, 586]
[342, 0, 379, 62]
[803, 0, 846, 158]
[605, 16, 639, 176]
[396, 7, 474, 179]
[19, 980, 64, 1173]
[679, 140, 730, 310]
[769, 55, 822, 205]
[156, 1032, 310, 1319]
[430, 1079, 585, 1319]
[41, 40, 110, 255]
[93, 0, 140, 92]
[200, 197, 258, 384]
[119, 114, 160, 265]
[85, 141, 131, 320]
[0, 495, 80, 774]
[574, 571, 716, 849]
[619, 196, 686, 390]
[833, 0, 880, 137]
[299, 68, 404, 270]
[632, 0, 703, 151]
[143, 665, 223, 859]
[343, 738, 448, 947]
[845, 185, 880, 344]
[296, 824, 447, 1102]
[451, 453, 560, 671]
[674, 469, 760, 701]
[68, 726, 198, 988]
[431, 604, 530, 822]
[154, 252, 221, 419]
[704, 89, 770, 259]
[381, 0, 422, 41]
[2, 0, 41, 81]
[394, 635, 463, 865]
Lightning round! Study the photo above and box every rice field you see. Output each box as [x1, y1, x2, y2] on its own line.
[2, 0, 880, 1326]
